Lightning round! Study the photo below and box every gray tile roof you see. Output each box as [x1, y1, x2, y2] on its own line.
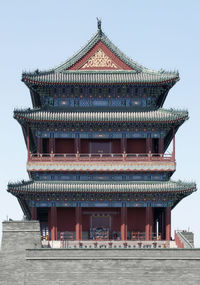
[22, 31, 179, 85]
[14, 108, 188, 124]
[8, 180, 196, 194]
[22, 70, 179, 85]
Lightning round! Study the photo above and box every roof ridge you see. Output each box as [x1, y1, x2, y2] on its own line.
[21, 29, 179, 77]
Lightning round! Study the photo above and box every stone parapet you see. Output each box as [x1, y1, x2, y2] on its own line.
[1, 221, 200, 284]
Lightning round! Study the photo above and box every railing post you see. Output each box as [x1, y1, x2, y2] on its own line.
[76, 151, 79, 161]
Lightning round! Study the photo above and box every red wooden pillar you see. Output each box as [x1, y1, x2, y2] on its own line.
[49, 138, 55, 153]
[165, 207, 171, 241]
[146, 138, 152, 153]
[75, 207, 82, 241]
[31, 207, 37, 220]
[50, 207, 57, 241]
[161, 210, 165, 240]
[158, 138, 164, 154]
[37, 137, 42, 153]
[145, 207, 153, 240]
[121, 138, 127, 153]
[120, 206, 127, 241]
[75, 138, 80, 153]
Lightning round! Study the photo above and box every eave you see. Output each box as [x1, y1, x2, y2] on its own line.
[8, 180, 196, 194]
[14, 108, 188, 124]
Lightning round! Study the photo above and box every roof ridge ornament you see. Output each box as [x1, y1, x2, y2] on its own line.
[97, 17, 102, 36]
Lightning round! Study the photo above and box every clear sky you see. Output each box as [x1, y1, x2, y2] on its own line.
[0, 0, 200, 246]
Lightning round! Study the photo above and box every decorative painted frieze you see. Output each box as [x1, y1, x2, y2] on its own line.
[80, 49, 119, 69]
[27, 160, 176, 172]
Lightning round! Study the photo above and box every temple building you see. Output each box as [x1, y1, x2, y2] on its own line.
[8, 21, 196, 244]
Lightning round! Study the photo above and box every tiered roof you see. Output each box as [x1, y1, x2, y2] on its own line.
[8, 23, 195, 216]
[22, 70, 179, 85]
[8, 180, 196, 194]
[14, 108, 188, 124]
[22, 29, 179, 86]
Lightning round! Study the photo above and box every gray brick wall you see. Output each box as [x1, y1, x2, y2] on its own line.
[1, 221, 200, 285]
[0, 221, 41, 285]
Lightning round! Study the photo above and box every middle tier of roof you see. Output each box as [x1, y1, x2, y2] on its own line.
[14, 108, 188, 124]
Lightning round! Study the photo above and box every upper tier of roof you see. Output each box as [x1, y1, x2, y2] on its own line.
[22, 27, 179, 86]
[14, 108, 188, 124]
[22, 70, 179, 85]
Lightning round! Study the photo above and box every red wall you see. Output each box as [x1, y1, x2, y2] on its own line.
[82, 207, 120, 231]
[55, 139, 75, 153]
[48, 207, 146, 234]
[80, 139, 121, 154]
[127, 208, 146, 232]
[80, 139, 89, 153]
[112, 139, 121, 153]
[127, 139, 146, 153]
[57, 208, 76, 232]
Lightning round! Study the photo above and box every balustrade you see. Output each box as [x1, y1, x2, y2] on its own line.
[29, 151, 174, 162]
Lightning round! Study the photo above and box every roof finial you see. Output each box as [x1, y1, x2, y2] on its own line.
[96, 17, 102, 35]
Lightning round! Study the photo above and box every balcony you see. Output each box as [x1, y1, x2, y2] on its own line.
[29, 152, 174, 162]
[41, 239, 171, 249]
[27, 152, 175, 172]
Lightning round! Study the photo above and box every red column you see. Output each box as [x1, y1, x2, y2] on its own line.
[145, 207, 153, 240]
[165, 207, 171, 241]
[75, 207, 82, 241]
[50, 207, 57, 241]
[121, 138, 127, 153]
[49, 138, 54, 153]
[75, 138, 80, 153]
[158, 138, 164, 154]
[31, 207, 37, 220]
[146, 138, 153, 153]
[121, 207, 127, 241]
[161, 210, 165, 240]
[37, 137, 42, 153]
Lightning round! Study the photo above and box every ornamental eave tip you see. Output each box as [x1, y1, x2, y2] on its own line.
[96, 17, 102, 35]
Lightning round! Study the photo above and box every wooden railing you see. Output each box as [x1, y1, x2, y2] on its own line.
[29, 152, 174, 162]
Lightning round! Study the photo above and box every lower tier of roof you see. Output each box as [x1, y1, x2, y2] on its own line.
[14, 108, 188, 124]
[8, 180, 196, 194]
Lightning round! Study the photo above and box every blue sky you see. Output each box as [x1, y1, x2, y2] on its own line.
[0, 0, 200, 245]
